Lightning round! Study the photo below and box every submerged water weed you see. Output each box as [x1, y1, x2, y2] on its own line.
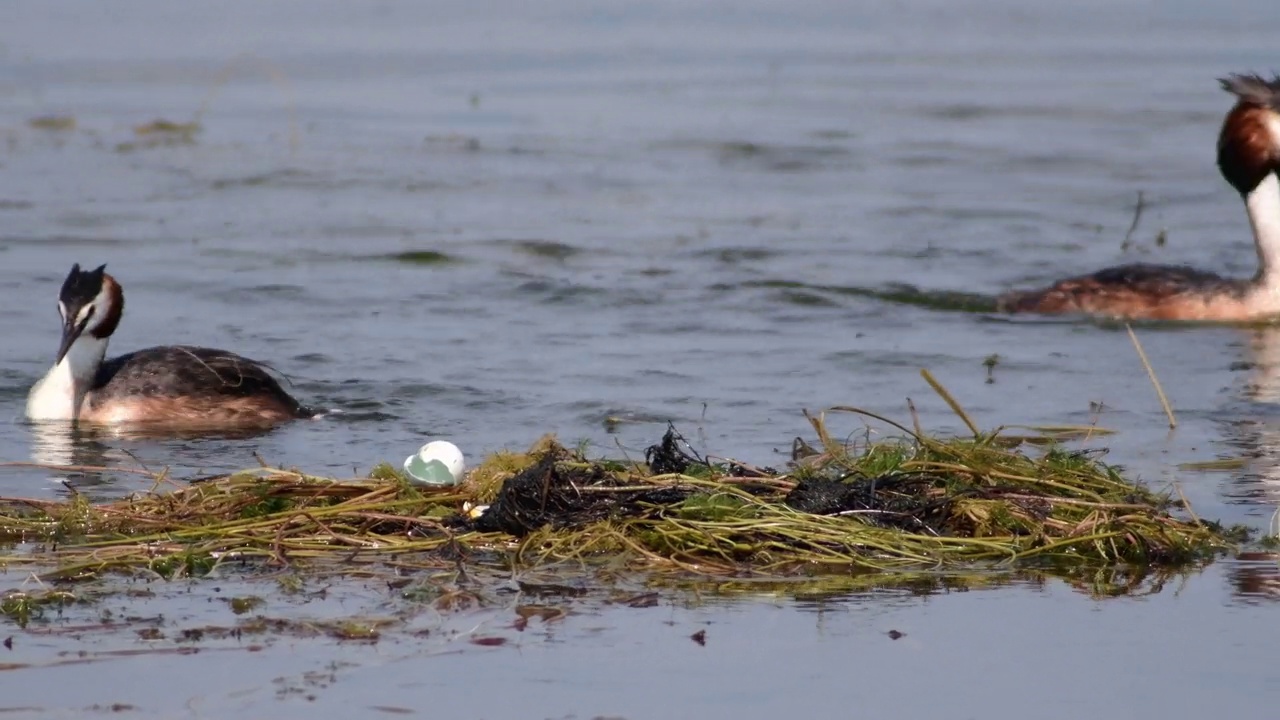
[116, 119, 201, 152]
[28, 115, 77, 131]
[149, 551, 218, 580]
[384, 250, 459, 265]
[225, 595, 265, 615]
[0, 404, 1240, 584]
[743, 280, 998, 314]
[0, 588, 80, 628]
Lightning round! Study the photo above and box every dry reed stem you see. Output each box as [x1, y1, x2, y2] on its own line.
[1125, 323, 1177, 428]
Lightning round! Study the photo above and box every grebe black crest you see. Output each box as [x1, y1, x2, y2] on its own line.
[998, 73, 1280, 321]
[27, 264, 314, 432]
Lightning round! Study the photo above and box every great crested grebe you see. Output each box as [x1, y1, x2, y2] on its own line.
[26, 264, 314, 431]
[997, 73, 1280, 321]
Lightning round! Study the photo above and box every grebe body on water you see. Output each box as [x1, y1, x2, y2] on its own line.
[998, 73, 1280, 321]
[26, 264, 313, 431]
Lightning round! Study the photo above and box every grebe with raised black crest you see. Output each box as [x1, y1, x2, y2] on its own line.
[26, 264, 314, 431]
[998, 73, 1280, 321]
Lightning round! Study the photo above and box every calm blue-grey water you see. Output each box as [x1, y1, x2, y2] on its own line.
[3, 0, 1280, 717]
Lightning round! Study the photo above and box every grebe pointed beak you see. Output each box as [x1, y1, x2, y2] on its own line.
[54, 314, 89, 366]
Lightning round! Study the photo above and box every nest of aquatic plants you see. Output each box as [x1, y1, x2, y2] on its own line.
[0, 404, 1242, 582]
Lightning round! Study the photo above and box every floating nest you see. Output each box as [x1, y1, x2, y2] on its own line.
[0, 405, 1244, 582]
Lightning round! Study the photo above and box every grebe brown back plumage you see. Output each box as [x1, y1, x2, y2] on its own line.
[997, 73, 1280, 322]
[26, 264, 314, 432]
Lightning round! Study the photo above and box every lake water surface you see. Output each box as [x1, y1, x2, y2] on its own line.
[3, 1, 1280, 717]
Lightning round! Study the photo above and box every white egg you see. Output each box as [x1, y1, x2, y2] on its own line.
[403, 440, 466, 486]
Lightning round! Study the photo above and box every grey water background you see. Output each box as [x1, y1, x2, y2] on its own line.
[3, 0, 1280, 717]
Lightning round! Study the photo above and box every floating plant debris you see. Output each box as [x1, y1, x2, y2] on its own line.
[0, 403, 1242, 584]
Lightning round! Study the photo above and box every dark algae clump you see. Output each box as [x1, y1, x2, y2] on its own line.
[474, 447, 696, 537]
[782, 473, 950, 533]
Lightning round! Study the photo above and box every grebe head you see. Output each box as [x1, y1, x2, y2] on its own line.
[1217, 73, 1280, 196]
[27, 263, 124, 422]
[1218, 74, 1280, 290]
[54, 263, 123, 366]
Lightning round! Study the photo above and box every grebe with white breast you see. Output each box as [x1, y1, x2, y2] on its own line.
[997, 73, 1280, 321]
[26, 264, 314, 431]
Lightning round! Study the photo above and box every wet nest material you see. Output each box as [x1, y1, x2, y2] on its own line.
[0, 410, 1244, 581]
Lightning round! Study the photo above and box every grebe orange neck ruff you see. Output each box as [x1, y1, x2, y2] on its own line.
[997, 73, 1280, 322]
[26, 264, 314, 431]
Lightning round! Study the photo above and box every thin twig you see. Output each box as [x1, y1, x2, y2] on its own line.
[1122, 190, 1146, 251]
[1172, 483, 1202, 528]
[1125, 323, 1177, 428]
[195, 53, 300, 155]
[0, 462, 157, 478]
